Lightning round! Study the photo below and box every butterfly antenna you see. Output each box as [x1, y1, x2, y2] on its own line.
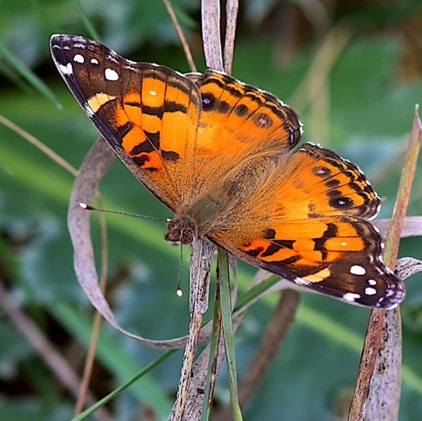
[176, 245, 184, 297]
[79, 202, 167, 222]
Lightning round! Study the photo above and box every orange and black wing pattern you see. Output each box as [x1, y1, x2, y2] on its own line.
[51, 34, 202, 210]
[209, 144, 404, 308]
[51, 34, 405, 309]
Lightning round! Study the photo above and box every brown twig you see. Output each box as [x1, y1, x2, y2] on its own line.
[162, 0, 197, 72]
[169, 240, 215, 420]
[349, 106, 421, 420]
[0, 282, 112, 421]
[0, 113, 78, 177]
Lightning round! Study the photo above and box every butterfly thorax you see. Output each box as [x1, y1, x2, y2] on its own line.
[165, 155, 277, 245]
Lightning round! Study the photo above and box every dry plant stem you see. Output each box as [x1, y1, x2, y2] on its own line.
[181, 273, 290, 419]
[365, 308, 403, 420]
[385, 106, 422, 264]
[202, 0, 224, 70]
[217, 290, 300, 421]
[349, 107, 422, 421]
[0, 113, 78, 176]
[183, 312, 246, 420]
[69, 139, 183, 348]
[75, 197, 109, 416]
[169, 239, 215, 420]
[396, 257, 422, 279]
[348, 310, 388, 421]
[223, 0, 238, 74]
[0, 282, 111, 421]
[162, 0, 197, 72]
[374, 216, 422, 239]
[170, 2, 234, 419]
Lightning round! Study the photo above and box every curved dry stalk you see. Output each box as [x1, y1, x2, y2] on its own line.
[349, 107, 421, 420]
[75, 196, 109, 416]
[68, 139, 187, 349]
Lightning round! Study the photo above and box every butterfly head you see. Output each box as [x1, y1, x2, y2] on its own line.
[165, 215, 198, 245]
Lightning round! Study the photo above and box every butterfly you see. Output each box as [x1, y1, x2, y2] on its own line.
[50, 34, 405, 309]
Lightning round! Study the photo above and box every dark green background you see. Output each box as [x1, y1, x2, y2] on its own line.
[1, 1, 421, 420]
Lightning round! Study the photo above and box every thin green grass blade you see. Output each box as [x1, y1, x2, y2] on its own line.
[53, 301, 173, 417]
[71, 349, 177, 421]
[218, 249, 243, 421]
[201, 276, 222, 421]
[0, 39, 60, 106]
[71, 0, 102, 41]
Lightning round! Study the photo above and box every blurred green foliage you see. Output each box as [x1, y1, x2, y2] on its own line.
[0, 0, 422, 420]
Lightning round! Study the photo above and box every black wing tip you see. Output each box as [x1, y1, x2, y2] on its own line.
[341, 275, 406, 310]
[50, 34, 74, 50]
[50, 34, 85, 43]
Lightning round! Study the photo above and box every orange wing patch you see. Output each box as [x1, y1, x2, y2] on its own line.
[195, 71, 302, 159]
[256, 143, 382, 222]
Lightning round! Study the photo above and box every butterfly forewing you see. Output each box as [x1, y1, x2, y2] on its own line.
[50, 35, 201, 209]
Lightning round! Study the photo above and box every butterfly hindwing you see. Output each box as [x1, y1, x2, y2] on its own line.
[207, 143, 404, 308]
[225, 217, 402, 308]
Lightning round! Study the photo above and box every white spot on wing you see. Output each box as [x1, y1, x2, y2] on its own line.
[350, 265, 366, 276]
[343, 292, 361, 302]
[73, 54, 84, 64]
[90, 58, 99, 65]
[59, 63, 73, 75]
[149, 90, 157, 96]
[368, 279, 377, 286]
[364, 287, 377, 296]
[104, 67, 119, 81]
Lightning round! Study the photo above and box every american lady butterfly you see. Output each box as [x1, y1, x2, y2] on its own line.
[50, 35, 405, 309]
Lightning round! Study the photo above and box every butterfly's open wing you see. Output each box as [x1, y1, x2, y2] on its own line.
[208, 143, 405, 308]
[51, 34, 203, 210]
